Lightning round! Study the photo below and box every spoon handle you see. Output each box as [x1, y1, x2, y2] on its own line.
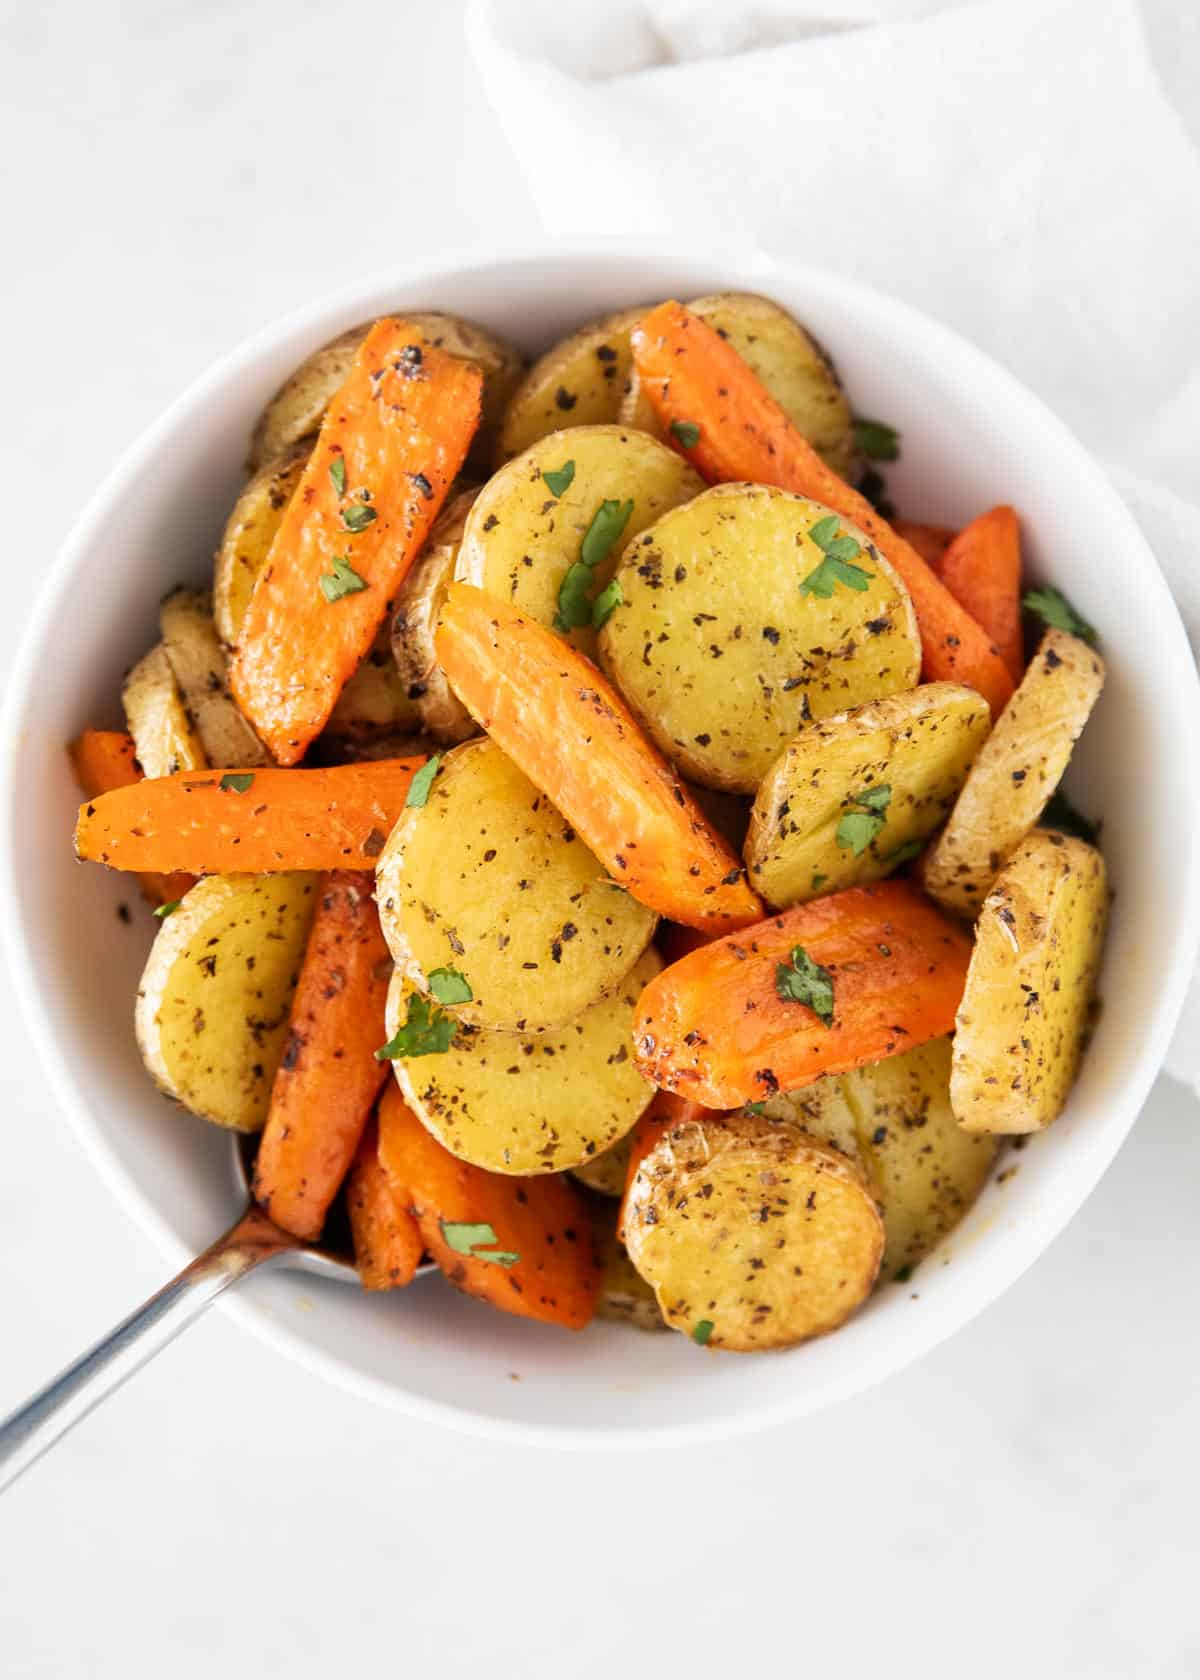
[0, 1204, 299, 1495]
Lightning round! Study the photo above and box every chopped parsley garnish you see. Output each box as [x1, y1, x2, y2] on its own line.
[836, 784, 892, 856]
[743, 1101, 766, 1116]
[800, 514, 873, 598]
[329, 455, 347, 496]
[405, 753, 443, 808]
[1042, 786, 1101, 845]
[883, 838, 924, 871]
[319, 556, 368, 602]
[775, 943, 835, 1024]
[427, 966, 473, 1005]
[340, 503, 377, 534]
[692, 1319, 715, 1346]
[852, 418, 901, 462]
[219, 772, 255, 793]
[1023, 585, 1096, 644]
[375, 992, 457, 1060]
[670, 420, 702, 449]
[542, 460, 575, 498]
[440, 1221, 519, 1268]
[153, 899, 182, 918]
[811, 873, 828, 891]
[554, 497, 634, 631]
[591, 577, 623, 629]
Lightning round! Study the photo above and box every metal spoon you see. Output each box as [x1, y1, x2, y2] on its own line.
[0, 1135, 433, 1494]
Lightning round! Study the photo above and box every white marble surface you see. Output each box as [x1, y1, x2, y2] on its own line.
[2, 3, 1199, 1674]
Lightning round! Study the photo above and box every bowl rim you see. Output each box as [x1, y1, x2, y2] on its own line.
[7, 234, 1199, 1450]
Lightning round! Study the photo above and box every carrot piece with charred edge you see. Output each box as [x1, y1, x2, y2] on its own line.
[631, 301, 1014, 716]
[634, 881, 972, 1109]
[936, 505, 1023, 683]
[435, 583, 763, 933]
[377, 1083, 599, 1329]
[230, 318, 483, 764]
[253, 872, 392, 1240]
[74, 758, 425, 876]
[892, 520, 956, 572]
[69, 728, 194, 906]
[346, 1115, 424, 1291]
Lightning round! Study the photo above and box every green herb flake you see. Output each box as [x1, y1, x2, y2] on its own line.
[811, 873, 828, 891]
[542, 460, 576, 498]
[427, 966, 473, 1005]
[591, 577, 623, 629]
[1042, 786, 1101, 846]
[1022, 585, 1097, 645]
[405, 753, 443, 808]
[775, 944, 836, 1025]
[743, 1102, 766, 1116]
[340, 503, 377, 534]
[692, 1319, 715, 1346]
[219, 772, 255, 794]
[440, 1221, 519, 1268]
[375, 991, 457, 1060]
[554, 497, 635, 631]
[153, 899, 182, 918]
[319, 556, 368, 603]
[836, 784, 892, 856]
[670, 420, 702, 449]
[893, 1264, 914, 1285]
[329, 455, 347, 496]
[883, 839, 924, 871]
[852, 418, 901, 462]
[800, 515, 873, 598]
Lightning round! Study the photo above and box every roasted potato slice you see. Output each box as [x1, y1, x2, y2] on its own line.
[951, 831, 1107, 1134]
[923, 629, 1104, 917]
[248, 312, 524, 472]
[122, 642, 208, 778]
[159, 588, 271, 766]
[135, 873, 318, 1131]
[384, 948, 660, 1175]
[745, 684, 990, 908]
[390, 485, 479, 743]
[571, 1130, 633, 1198]
[496, 307, 647, 463]
[456, 424, 704, 661]
[213, 442, 309, 646]
[624, 1111, 884, 1349]
[598, 484, 921, 792]
[376, 736, 658, 1033]
[589, 1203, 667, 1331]
[620, 291, 855, 478]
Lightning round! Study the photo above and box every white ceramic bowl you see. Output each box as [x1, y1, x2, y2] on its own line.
[7, 240, 1199, 1449]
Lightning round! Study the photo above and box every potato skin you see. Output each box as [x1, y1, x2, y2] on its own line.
[497, 307, 647, 463]
[571, 1129, 633, 1198]
[923, 629, 1104, 917]
[624, 1112, 884, 1349]
[390, 485, 479, 744]
[213, 441, 309, 646]
[456, 424, 704, 661]
[135, 873, 318, 1131]
[745, 683, 990, 908]
[384, 948, 660, 1176]
[951, 831, 1107, 1134]
[122, 642, 208, 778]
[588, 1201, 668, 1331]
[598, 483, 921, 792]
[159, 588, 271, 767]
[376, 735, 658, 1033]
[620, 291, 855, 478]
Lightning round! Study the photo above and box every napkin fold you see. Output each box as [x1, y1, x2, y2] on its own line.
[467, 0, 1200, 1091]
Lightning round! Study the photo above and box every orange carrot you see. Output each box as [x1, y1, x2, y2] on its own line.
[892, 519, 956, 572]
[346, 1115, 424, 1291]
[253, 871, 392, 1240]
[937, 505, 1023, 683]
[435, 583, 763, 932]
[377, 1083, 598, 1330]
[69, 728, 194, 906]
[631, 301, 1014, 716]
[231, 318, 483, 764]
[634, 881, 972, 1108]
[74, 758, 424, 876]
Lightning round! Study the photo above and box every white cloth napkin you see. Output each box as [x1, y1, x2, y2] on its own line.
[466, 0, 1200, 1091]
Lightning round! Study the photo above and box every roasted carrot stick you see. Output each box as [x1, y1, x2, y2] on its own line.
[377, 1083, 599, 1329]
[69, 728, 194, 906]
[634, 881, 972, 1108]
[936, 505, 1023, 683]
[231, 318, 483, 764]
[435, 583, 763, 932]
[74, 758, 424, 876]
[253, 872, 392, 1240]
[892, 520, 956, 572]
[632, 302, 1014, 716]
[346, 1115, 424, 1291]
